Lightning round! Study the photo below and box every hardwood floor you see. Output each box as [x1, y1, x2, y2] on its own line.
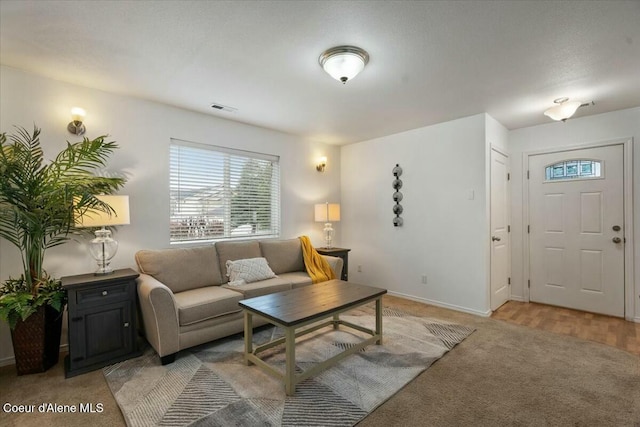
[491, 301, 640, 356]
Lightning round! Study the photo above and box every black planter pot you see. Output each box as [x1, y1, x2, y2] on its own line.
[10, 304, 65, 375]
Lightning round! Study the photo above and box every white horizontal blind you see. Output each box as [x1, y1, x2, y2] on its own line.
[170, 139, 280, 243]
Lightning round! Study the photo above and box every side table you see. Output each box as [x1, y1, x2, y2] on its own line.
[61, 268, 141, 378]
[316, 247, 351, 281]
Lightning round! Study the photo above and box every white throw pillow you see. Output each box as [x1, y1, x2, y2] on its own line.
[226, 257, 276, 284]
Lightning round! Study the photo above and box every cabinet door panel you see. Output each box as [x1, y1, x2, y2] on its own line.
[73, 302, 132, 368]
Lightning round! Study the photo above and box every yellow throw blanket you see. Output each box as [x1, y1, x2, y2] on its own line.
[299, 235, 336, 284]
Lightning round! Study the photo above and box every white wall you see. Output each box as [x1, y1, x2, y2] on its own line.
[508, 107, 640, 320]
[0, 66, 341, 364]
[341, 114, 491, 316]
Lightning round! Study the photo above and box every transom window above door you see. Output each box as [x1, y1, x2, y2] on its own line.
[544, 160, 601, 181]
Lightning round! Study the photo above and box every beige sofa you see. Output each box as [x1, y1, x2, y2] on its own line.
[135, 238, 343, 364]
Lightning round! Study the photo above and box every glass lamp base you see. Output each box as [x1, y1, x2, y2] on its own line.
[323, 222, 334, 249]
[89, 227, 118, 275]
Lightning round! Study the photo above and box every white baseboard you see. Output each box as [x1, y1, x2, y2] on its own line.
[0, 344, 68, 368]
[509, 295, 525, 302]
[387, 291, 492, 317]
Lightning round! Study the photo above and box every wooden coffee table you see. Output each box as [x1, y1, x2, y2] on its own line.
[238, 280, 387, 395]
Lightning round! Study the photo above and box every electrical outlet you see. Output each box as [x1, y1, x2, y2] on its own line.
[357, 265, 362, 273]
[421, 275, 427, 284]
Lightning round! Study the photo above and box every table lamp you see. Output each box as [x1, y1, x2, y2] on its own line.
[76, 195, 130, 275]
[314, 202, 340, 248]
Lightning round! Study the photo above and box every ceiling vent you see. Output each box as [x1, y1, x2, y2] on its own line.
[210, 103, 237, 113]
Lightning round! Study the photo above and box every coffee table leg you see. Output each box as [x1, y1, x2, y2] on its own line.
[333, 313, 340, 329]
[285, 327, 296, 395]
[244, 311, 253, 365]
[375, 297, 383, 345]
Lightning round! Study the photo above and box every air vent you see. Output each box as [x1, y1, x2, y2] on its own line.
[210, 103, 237, 113]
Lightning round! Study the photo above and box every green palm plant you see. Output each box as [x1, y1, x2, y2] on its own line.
[0, 126, 126, 328]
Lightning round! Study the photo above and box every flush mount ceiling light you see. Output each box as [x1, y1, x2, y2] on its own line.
[319, 45, 369, 84]
[544, 97, 593, 122]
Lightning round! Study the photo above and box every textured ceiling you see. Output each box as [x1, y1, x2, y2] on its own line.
[1, 1, 639, 145]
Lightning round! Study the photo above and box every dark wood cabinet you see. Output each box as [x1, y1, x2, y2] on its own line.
[316, 247, 351, 281]
[61, 268, 141, 378]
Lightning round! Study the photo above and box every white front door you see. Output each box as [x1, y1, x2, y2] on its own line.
[528, 144, 625, 317]
[490, 148, 510, 311]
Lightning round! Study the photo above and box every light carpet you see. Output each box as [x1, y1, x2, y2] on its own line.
[103, 307, 474, 426]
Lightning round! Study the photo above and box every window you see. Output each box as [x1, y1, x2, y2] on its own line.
[545, 160, 601, 181]
[169, 139, 280, 243]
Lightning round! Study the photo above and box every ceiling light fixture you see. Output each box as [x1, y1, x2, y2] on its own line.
[319, 45, 369, 84]
[544, 97, 592, 122]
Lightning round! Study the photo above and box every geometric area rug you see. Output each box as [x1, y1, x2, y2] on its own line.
[104, 307, 474, 427]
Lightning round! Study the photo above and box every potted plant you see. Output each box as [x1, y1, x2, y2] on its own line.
[0, 126, 125, 375]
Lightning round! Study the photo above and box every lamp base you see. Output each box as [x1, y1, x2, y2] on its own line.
[323, 222, 334, 249]
[89, 227, 118, 276]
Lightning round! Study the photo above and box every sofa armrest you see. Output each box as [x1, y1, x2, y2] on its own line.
[322, 255, 344, 280]
[137, 273, 180, 357]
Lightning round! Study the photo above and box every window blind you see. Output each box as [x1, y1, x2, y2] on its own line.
[169, 139, 280, 243]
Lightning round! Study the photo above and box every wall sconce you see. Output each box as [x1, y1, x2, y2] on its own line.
[316, 156, 327, 172]
[67, 107, 86, 136]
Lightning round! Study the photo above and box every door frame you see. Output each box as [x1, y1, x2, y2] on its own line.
[490, 145, 511, 311]
[522, 138, 635, 321]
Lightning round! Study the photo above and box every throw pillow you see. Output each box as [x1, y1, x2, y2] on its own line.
[226, 257, 276, 284]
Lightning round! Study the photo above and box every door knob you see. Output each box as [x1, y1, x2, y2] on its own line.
[492, 236, 501, 242]
[612, 237, 622, 243]
[612, 225, 621, 232]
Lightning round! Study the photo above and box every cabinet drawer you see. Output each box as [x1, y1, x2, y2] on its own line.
[76, 283, 130, 305]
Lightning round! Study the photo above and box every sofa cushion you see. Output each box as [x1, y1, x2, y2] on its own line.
[259, 239, 305, 274]
[226, 257, 276, 283]
[279, 271, 313, 289]
[216, 240, 262, 283]
[173, 286, 243, 326]
[135, 245, 223, 293]
[223, 277, 291, 299]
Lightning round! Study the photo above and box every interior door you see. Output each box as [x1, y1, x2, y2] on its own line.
[490, 148, 510, 311]
[528, 144, 624, 317]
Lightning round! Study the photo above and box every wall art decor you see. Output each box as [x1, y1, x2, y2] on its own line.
[392, 164, 403, 226]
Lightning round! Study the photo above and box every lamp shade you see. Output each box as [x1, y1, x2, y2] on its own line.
[544, 99, 583, 121]
[76, 195, 130, 227]
[315, 203, 340, 222]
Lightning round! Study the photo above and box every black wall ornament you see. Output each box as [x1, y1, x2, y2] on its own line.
[392, 164, 403, 226]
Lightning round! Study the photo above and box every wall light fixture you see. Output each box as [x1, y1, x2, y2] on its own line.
[316, 156, 327, 172]
[67, 107, 87, 135]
